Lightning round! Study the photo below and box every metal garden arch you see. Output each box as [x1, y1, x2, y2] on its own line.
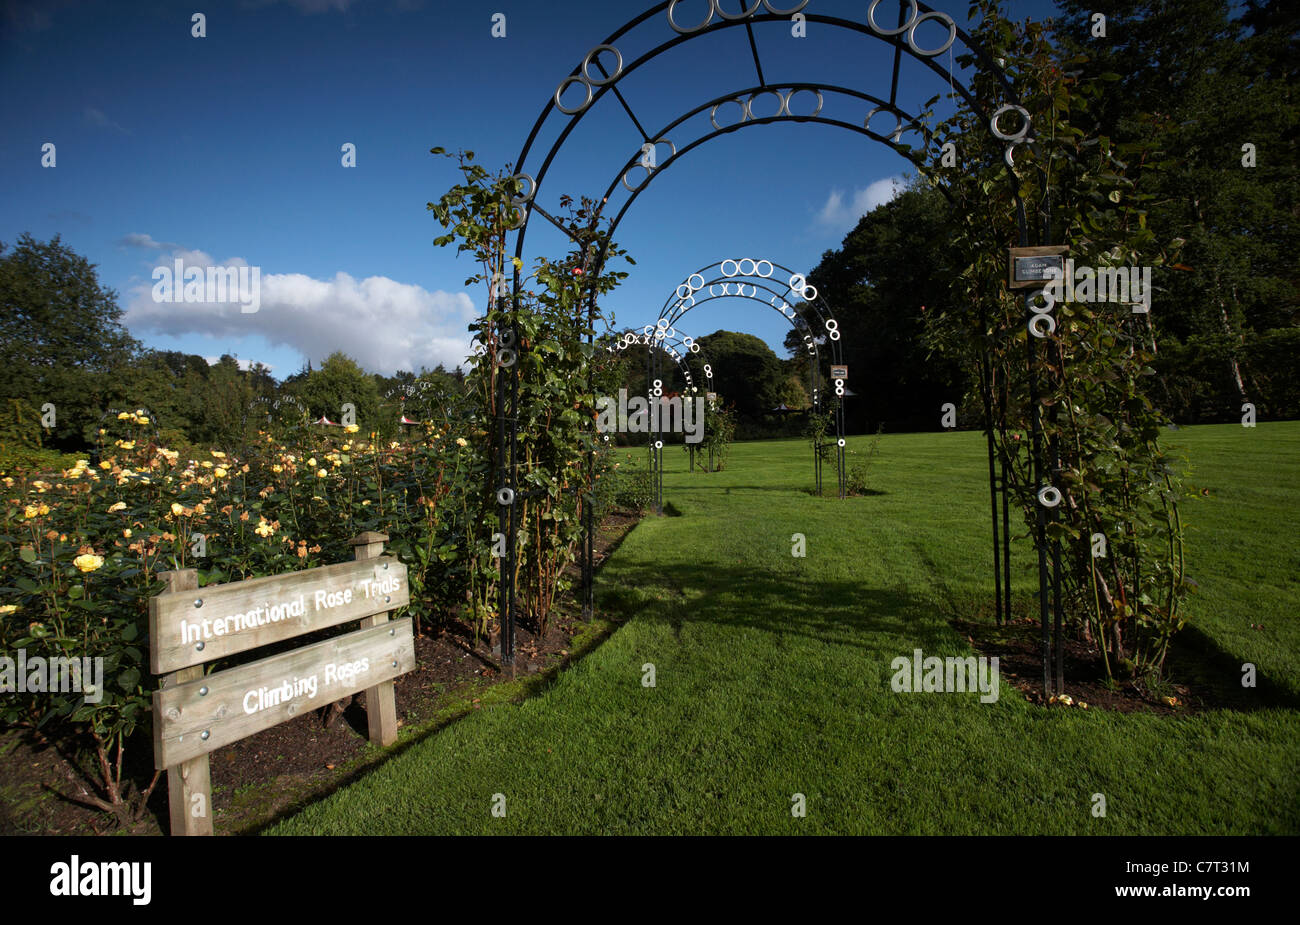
[490, 0, 1062, 696]
[654, 257, 850, 498]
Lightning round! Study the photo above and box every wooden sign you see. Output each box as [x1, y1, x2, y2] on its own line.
[150, 532, 413, 835]
[154, 618, 414, 768]
[830, 365, 848, 380]
[150, 555, 409, 673]
[1009, 245, 1068, 290]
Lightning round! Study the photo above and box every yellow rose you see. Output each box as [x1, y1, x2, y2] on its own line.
[214, 467, 227, 478]
[117, 411, 131, 420]
[23, 504, 39, 519]
[170, 502, 185, 517]
[123, 529, 132, 538]
[316, 469, 328, 478]
[345, 424, 359, 434]
[108, 502, 126, 513]
[456, 437, 468, 447]
[0, 604, 17, 615]
[99, 461, 112, 470]
[210, 450, 226, 459]
[272, 465, 283, 473]
[73, 554, 104, 573]
[307, 458, 317, 467]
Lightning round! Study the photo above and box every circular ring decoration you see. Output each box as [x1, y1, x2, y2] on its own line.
[829, 329, 840, 340]
[865, 107, 906, 143]
[653, 379, 663, 389]
[689, 343, 700, 353]
[622, 163, 653, 193]
[721, 259, 740, 277]
[688, 273, 706, 290]
[762, 0, 809, 13]
[710, 98, 747, 131]
[496, 348, 517, 367]
[1037, 486, 1062, 508]
[653, 388, 663, 397]
[504, 205, 528, 230]
[717, 0, 763, 20]
[755, 259, 774, 277]
[509, 173, 536, 205]
[1028, 313, 1057, 338]
[802, 284, 818, 301]
[745, 88, 785, 120]
[906, 10, 957, 57]
[654, 440, 664, 449]
[643, 325, 655, 336]
[666, 328, 676, 339]
[1004, 145, 1018, 169]
[554, 75, 593, 116]
[1027, 289, 1054, 313]
[682, 335, 694, 348]
[677, 283, 693, 300]
[499, 327, 516, 347]
[825, 319, 838, 331]
[867, 0, 918, 36]
[990, 104, 1032, 144]
[709, 284, 724, 298]
[784, 87, 824, 119]
[497, 487, 515, 506]
[737, 258, 757, 276]
[658, 317, 670, 329]
[582, 44, 623, 87]
[834, 378, 844, 388]
[703, 364, 713, 376]
[790, 273, 806, 291]
[667, 0, 715, 34]
[835, 385, 845, 396]
[837, 438, 846, 447]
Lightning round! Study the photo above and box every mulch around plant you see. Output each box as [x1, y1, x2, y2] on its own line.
[953, 616, 1283, 715]
[0, 508, 644, 836]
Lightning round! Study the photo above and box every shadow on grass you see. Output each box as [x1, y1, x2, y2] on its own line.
[597, 559, 963, 658]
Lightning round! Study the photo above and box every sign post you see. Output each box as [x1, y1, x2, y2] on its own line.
[150, 532, 414, 834]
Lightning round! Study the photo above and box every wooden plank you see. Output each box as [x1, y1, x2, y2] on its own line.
[353, 534, 398, 747]
[153, 618, 415, 769]
[157, 569, 214, 836]
[149, 556, 409, 673]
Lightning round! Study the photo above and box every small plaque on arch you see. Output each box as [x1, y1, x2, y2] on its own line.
[830, 365, 848, 380]
[1009, 246, 1068, 290]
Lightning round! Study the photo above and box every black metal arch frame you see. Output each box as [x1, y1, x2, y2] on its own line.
[608, 325, 716, 504]
[650, 257, 849, 498]
[608, 326, 716, 396]
[492, 0, 1063, 697]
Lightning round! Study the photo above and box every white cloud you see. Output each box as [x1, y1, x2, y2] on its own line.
[118, 232, 179, 250]
[815, 176, 905, 232]
[123, 246, 478, 376]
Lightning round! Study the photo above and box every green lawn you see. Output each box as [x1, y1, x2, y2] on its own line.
[269, 423, 1300, 835]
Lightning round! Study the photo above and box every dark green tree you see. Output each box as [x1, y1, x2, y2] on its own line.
[0, 234, 139, 450]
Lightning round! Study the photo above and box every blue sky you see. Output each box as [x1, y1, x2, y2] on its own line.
[2, 0, 1059, 379]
